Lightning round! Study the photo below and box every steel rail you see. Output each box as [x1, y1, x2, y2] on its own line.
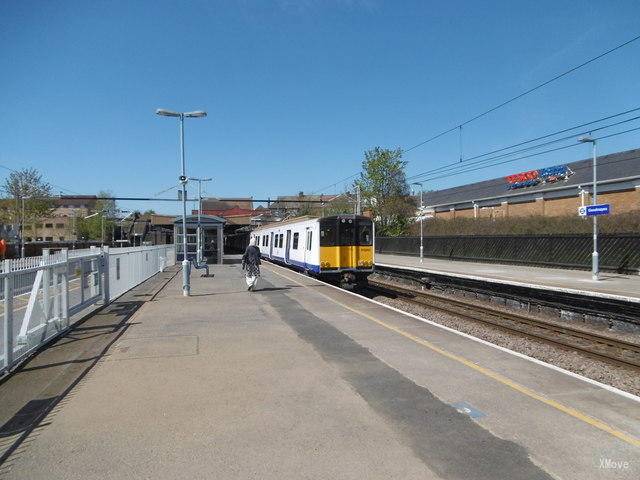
[366, 278, 640, 370]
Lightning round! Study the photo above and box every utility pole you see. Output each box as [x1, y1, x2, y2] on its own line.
[156, 108, 207, 296]
[188, 177, 212, 264]
[411, 182, 424, 263]
[579, 136, 599, 280]
[20, 196, 28, 258]
[355, 184, 361, 215]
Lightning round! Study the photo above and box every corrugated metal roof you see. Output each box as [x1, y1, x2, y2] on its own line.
[423, 148, 640, 207]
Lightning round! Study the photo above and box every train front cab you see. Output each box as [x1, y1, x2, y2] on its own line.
[318, 215, 374, 286]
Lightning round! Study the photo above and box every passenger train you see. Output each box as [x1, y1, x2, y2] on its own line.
[251, 215, 375, 286]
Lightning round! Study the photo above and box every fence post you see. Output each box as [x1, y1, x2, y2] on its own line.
[79, 252, 86, 305]
[53, 266, 61, 326]
[102, 246, 110, 304]
[42, 249, 51, 321]
[3, 260, 14, 371]
[61, 249, 69, 328]
[90, 246, 99, 299]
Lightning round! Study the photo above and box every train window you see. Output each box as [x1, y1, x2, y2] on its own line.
[279, 234, 283, 248]
[320, 222, 337, 246]
[292, 232, 299, 249]
[338, 218, 355, 246]
[357, 222, 373, 246]
[307, 231, 313, 250]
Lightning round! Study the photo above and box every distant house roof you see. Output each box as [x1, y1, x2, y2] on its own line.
[200, 197, 253, 211]
[173, 214, 226, 225]
[269, 194, 344, 210]
[423, 148, 640, 208]
[53, 195, 98, 207]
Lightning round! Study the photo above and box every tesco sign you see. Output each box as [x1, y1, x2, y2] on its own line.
[506, 165, 573, 190]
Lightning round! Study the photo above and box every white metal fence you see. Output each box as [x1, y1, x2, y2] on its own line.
[0, 244, 175, 373]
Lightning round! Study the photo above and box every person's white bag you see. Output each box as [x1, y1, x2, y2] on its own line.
[245, 274, 258, 290]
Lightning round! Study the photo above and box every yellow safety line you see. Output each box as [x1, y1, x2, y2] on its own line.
[266, 265, 640, 448]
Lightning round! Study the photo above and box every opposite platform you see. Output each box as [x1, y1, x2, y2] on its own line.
[376, 253, 640, 303]
[1, 257, 638, 479]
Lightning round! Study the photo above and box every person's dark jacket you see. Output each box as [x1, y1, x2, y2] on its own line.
[242, 245, 261, 269]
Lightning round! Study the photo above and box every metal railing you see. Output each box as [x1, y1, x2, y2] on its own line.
[0, 244, 175, 374]
[375, 234, 640, 274]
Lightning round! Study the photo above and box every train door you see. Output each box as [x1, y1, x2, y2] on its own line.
[339, 218, 356, 269]
[303, 228, 310, 268]
[269, 232, 274, 258]
[355, 218, 373, 267]
[284, 230, 292, 264]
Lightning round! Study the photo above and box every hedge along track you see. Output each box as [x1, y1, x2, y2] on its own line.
[366, 278, 640, 371]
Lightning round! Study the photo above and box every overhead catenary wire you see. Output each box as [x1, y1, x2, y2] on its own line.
[310, 105, 640, 194]
[406, 112, 640, 181]
[413, 125, 640, 184]
[403, 33, 640, 153]
[408, 106, 640, 179]
[309, 34, 640, 194]
[0, 161, 82, 195]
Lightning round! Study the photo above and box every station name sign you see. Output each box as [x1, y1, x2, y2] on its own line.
[578, 204, 611, 217]
[505, 165, 573, 190]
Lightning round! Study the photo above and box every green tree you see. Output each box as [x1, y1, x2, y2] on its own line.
[75, 191, 118, 242]
[1, 168, 55, 232]
[354, 147, 415, 236]
[322, 193, 354, 216]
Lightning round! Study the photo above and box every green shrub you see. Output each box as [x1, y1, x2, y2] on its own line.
[407, 210, 640, 236]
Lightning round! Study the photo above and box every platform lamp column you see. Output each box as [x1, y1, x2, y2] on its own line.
[578, 136, 599, 281]
[156, 108, 207, 296]
[189, 177, 212, 264]
[411, 182, 424, 263]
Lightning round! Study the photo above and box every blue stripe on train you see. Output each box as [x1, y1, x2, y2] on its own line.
[263, 254, 320, 273]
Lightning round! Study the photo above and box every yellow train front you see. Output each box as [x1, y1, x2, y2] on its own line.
[318, 215, 374, 287]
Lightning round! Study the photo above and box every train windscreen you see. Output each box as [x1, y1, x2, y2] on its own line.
[320, 221, 337, 246]
[357, 220, 373, 246]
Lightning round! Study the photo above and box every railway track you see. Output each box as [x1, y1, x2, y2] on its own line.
[366, 278, 640, 371]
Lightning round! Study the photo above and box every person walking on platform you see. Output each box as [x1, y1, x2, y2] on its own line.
[242, 237, 261, 291]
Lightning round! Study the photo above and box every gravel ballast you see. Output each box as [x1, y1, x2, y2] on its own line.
[365, 283, 640, 397]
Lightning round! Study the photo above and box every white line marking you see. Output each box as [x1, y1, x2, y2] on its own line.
[265, 261, 640, 404]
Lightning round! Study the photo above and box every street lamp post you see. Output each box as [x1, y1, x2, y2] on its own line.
[188, 177, 212, 264]
[411, 182, 424, 263]
[578, 136, 599, 281]
[156, 108, 207, 296]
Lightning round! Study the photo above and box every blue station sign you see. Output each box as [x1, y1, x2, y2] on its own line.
[578, 204, 611, 217]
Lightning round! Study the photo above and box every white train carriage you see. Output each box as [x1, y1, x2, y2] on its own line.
[252, 215, 375, 286]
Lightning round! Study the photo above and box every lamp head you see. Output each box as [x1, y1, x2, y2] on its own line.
[156, 108, 180, 117]
[184, 111, 207, 118]
[578, 135, 595, 144]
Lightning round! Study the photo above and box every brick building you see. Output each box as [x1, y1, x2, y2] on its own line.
[23, 195, 98, 242]
[422, 148, 640, 220]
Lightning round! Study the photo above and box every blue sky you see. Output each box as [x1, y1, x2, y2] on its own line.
[2, 0, 639, 215]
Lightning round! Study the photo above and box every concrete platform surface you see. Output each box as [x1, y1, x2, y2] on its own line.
[376, 253, 640, 302]
[0, 256, 638, 479]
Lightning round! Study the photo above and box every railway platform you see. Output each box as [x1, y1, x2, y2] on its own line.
[0, 255, 638, 479]
[376, 253, 640, 303]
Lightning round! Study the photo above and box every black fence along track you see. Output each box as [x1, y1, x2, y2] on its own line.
[367, 278, 640, 371]
[375, 234, 640, 274]
[373, 265, 640, 329]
